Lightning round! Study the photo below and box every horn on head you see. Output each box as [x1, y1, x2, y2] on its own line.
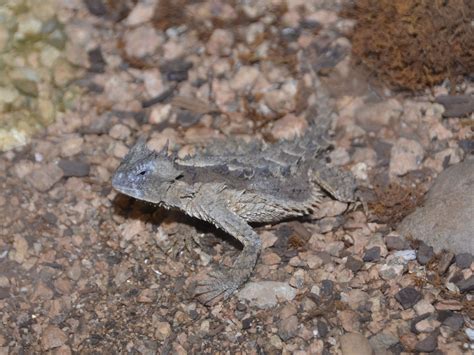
[134, 136, 148, 150]
[159, 139, 170, 157]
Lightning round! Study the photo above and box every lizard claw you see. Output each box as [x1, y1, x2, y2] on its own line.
[193, 270, 240, 306]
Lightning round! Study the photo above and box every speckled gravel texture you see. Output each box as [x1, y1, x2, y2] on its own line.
[0, 0, 473, 354]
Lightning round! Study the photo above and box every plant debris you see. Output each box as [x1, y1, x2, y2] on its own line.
[342, 0, 474, 91]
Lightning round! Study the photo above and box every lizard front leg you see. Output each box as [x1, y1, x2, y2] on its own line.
[188, 190, 262, 305]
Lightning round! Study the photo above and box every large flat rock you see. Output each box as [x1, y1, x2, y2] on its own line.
[398, 159, 474, 254]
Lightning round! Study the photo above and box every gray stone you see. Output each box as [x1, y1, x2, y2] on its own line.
[417, 242, 434, 265]
[317, 320, 329, 338]
[12, 78, 38, 97]
[277, 315, 298, 341]
[369, 332, 399, 354]
[346, 255, 364, 273]
[0, 287, 10, 300]
[378, 257, 406, 280]
[363, 246, 381, 262]
[456, 275, 474, 293]
[455, 253, 473, 269]
[58, 159, 90, 177]
[466, 328, 474, 341]
[398, 159, 474, 254]
[415, 332, 438, 353]
[389, 138, 424, 176]
[320, 279, 334, 298]
[385, 235, 410, 250]
[395, 287, 421, 309]
[442, 314, 463, 331]
[393, 250, 417, 261]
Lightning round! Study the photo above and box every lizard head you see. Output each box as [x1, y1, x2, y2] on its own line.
[112, 137, 183, 203]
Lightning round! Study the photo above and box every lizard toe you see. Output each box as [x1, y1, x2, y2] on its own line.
[193, 270, 239, 306]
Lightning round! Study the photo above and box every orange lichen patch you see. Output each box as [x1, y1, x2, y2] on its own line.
[152, 0, 190, 31]
[287, 234, 307, 250]
[369, 182, 426, 227]
[342, 0, 474, 91]
[464, 300, 474, 319]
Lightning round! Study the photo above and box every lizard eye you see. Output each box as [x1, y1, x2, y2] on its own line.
[135, 165, 150, 177]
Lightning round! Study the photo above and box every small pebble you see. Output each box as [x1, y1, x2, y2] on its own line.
[437, 251, 454, 274]
[385, 235, 410, 250]
[346, 256, 364, 273]
[238, 282, 296, 309]
[277, 315, 298, 341]
[394, 250, 417, 261]
[417, 242, 434, 265]
[466, 328, 474, 341]
[340, 333, 374, 355]
[26, 163, 64, 192]
[58, 159, 90, 177]
[363, 246, 381, 262]
[455, 253, 473, 269]
[442, 314, 464, 331]
[395, 287, 422, 309]
[456, 275, 474, 293]
[41, 325, 68, 350]
[415, 332, 438, 353]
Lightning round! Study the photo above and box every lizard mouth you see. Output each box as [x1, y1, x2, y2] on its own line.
[112, 175, 143, 199]
[113, 185, 144, 199]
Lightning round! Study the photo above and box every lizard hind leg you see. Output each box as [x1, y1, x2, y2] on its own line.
[191, 201, 262, 306]
[193, 244, 260, 305]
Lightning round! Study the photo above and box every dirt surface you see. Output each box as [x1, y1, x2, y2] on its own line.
[1, 0, 473, 354]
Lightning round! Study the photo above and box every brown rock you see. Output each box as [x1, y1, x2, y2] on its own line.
[26, 163, 64, 192]
[270, 114, 308, 141]
[109, 124, 132, 141]
[121, 220, 146, 241]
[261, 252, 281, 265]
[60, 137, 84, 157]
[41, 325, 68, 350]
[339, 310, 361, 332]
[355, 98, 403, 127]
[52, 345, 72, 355]
[206, 29, 234, 56]
[137, 289, 156, 303]
[415, 318, 441, 333]
[230, 66, 260, 91]
[14, 159, 35, 179]
[312, 200, 348, 219]
[155, 321, 172, 341]
[124, 24, 163, 58]
[435, 300, 463, 311]
[12, 235, 29, 263]
[340, 333, 374, 355]
[400, 332, 418, 352]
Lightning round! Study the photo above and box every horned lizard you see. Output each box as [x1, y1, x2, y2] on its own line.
[112, 128, 356, 305]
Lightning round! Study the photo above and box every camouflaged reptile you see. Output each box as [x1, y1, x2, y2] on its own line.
[112, 127, 356, 305]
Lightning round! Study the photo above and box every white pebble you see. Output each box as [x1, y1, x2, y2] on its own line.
[466, 328, 474, 341]
[394, 250, 417, 261]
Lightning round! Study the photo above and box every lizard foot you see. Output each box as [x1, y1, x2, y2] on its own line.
[193, 269, 241, 306]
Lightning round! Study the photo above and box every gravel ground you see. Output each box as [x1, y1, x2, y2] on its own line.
[0, 0, 473, 354]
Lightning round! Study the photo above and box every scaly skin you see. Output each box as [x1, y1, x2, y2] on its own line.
[112, 132, 356, 305]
